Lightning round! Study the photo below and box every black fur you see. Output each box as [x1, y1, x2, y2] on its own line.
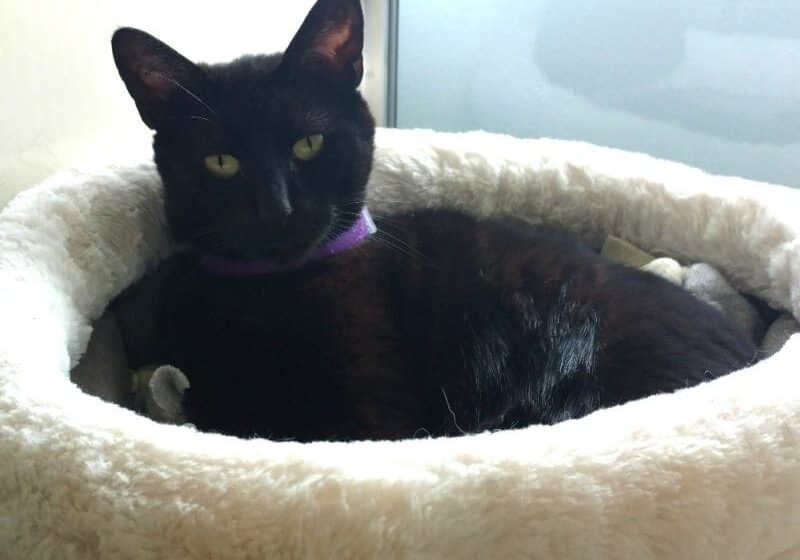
[112, 0, 756, 441]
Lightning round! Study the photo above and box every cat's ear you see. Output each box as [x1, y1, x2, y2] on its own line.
[282, 0, 365, 88]
[112, 28, 210, 129]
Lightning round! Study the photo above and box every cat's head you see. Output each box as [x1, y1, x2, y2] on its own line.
[112, 0, 374, 262]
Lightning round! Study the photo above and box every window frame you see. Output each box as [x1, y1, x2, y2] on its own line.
[362, 0, 398, 127]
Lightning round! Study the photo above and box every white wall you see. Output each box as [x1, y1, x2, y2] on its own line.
[0, 0, 387, 207]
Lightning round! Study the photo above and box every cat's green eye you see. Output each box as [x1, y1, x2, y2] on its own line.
[204, 154, 241, 179]
[292, 134, 325, 162]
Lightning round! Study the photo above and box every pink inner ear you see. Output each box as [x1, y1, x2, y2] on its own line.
[139, 67, 174, 100]
[310, 17, 359, 67]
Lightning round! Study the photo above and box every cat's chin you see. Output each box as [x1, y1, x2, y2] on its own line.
[211, 228, 330, 264]
[197, 216, 332, 263]
[225, 241, 319, 264]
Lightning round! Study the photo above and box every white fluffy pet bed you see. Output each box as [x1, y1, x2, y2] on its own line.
[2, 128, 800, 560]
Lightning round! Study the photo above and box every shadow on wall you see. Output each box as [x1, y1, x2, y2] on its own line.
[534, 0, 800, 145]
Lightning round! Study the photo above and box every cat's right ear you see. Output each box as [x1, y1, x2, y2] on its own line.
[282, 0, 365, 88]
[112, 28, 209, 129]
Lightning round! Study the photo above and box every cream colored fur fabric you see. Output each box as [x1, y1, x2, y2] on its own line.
[1, 128, 800, 560]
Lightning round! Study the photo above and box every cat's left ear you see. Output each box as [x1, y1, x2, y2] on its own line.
[112, 28, 210, 129]
[282, 0, 364, 88]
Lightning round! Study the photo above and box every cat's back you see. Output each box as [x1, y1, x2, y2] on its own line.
[372, 209, 756, 404]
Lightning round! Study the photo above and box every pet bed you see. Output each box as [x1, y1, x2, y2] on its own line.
[1, 128, 800, 560]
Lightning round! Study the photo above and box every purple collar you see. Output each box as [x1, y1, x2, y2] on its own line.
[200, 208, 377, 277]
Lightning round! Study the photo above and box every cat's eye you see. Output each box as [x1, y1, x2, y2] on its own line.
[204, 154, 241, 179]
[292, 134, 325, 162]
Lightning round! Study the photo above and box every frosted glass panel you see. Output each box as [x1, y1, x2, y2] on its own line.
[396, 0, 800, 187]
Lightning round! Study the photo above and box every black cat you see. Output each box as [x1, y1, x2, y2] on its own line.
[111, 0, 756, 441]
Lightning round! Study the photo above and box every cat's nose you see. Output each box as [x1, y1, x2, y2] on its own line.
[255, 177, 293, 226]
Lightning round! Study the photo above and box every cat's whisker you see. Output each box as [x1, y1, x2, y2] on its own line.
[371, 234, 434, 268]
[341, 196, 414, 207]
[376, 229, 439, 269]
[187, 224, 231, 253]
[332, 214, 414, 255]
[160, 72, 218, 118]
[319, 226, 352, 246]
[313, 217, 349, 244]
[440, 388, 468, 436]
[370, 216, 408, 228]
[333, 211, 365, 220]
[373, 239, 427, 266]
[166, 115, 213, 124]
